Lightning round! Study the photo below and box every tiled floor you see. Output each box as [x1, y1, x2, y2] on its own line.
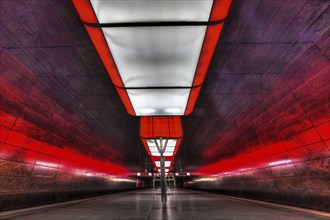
[1, 189, 327, 220]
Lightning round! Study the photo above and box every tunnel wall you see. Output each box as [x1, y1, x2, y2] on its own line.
[0, 50, 137, 211]
[191, 31, 330, 212]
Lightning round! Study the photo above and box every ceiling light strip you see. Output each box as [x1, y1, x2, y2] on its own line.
[153, 160, 173, 174]
[144, 139, 181, 157]
[74, 0, 214, 116]
[90, 0, 214, 22]
[73, 0, 231, 117]
[155, 161, 171, 168]
[140, 117, 182, 159]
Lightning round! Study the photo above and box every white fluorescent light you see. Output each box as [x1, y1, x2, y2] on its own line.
[147, 139, 177, 156]
[155, 161, 171, 167]
[126, 88, 190, 116]
[147, 139, 177, 147]
[102, 27, 206, 88]
[163, 147, 175, 156]
[158, 169, 169, 173]
[91, 0, 213, 22]
[139, 108, 156, 114]
[165, 108, 182, 114]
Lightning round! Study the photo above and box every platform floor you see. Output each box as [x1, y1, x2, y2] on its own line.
[1, 189, 328, 220]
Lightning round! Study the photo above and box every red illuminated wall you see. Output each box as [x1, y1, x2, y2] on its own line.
[190, 38, 330, 211]
[0, 50, 136, 211]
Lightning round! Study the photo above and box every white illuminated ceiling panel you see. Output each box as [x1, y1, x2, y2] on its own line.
[147, 139, 176, 156]
[158, 169, 169, 173]
[89, 0, 214, 116]
[163, 147, 175, 156]
[147, 139, 177, 148]
[155, 161, 171, 167]
[102, 26, 206, 87]
[127, 89, 190, 116]
[91, 0, 213, 22]
[149, 146, 175, 156]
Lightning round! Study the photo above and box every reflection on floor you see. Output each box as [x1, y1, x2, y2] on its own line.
[2, 189, 328, 220]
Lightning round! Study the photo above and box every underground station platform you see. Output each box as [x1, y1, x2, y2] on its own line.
[1, 0, 329, 219]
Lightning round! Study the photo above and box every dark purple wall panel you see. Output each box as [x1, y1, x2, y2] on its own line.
[183, 0, 330, 212]
[0, 49, 136, 211]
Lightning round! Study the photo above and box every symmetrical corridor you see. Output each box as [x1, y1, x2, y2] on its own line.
[1, 0, 329, 218]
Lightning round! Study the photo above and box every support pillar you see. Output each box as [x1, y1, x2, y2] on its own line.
[155, 137, 167, 203]
[160, 138, 167, 203]
[153, 174, 155, 189]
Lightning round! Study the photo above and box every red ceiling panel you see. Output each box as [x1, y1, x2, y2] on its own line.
[140, 116, 183, 139]
[185, 86, 202, 115]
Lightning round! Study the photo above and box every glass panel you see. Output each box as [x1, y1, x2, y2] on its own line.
[102, 27, 206, 87]
[91, 0, 213, 22]
[127, 89, 190, 116]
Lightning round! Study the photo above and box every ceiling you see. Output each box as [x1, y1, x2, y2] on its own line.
[1, 0, 329, 171]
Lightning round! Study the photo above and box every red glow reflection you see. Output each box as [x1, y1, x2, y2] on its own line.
[0, 115, 130, 179]
[198, 127, 329, 177]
